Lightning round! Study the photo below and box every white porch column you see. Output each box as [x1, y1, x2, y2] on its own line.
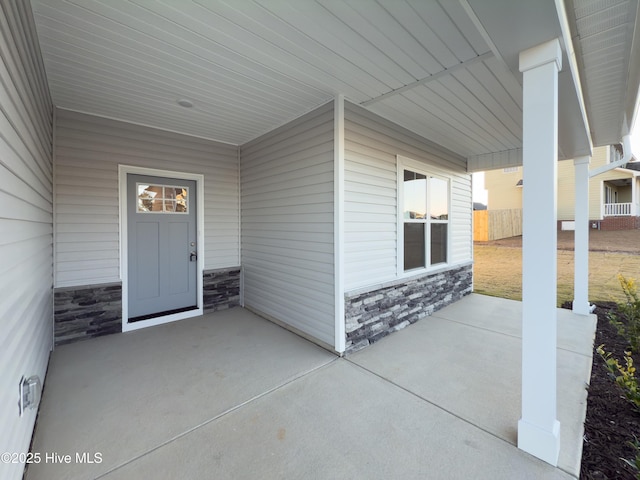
[518, 39, 562, 466]
[573, 156, 591, 315]
[633, 175, 638, 217]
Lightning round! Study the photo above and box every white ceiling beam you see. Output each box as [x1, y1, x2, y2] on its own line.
[554, 0, 592, 154]
[458, 0, 514, 78]
[360, 51, 493, 107]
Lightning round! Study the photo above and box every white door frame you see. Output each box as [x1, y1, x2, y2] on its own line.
[119, 165, 205, 332]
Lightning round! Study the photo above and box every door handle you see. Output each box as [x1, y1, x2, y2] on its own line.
[190, 251, 197, 262]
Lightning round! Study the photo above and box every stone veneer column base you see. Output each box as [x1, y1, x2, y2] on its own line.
[344, 264, 473, 353]
[54, 267, 242, 346]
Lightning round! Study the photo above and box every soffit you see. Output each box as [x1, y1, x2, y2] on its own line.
[29, 0, 638, 164]
[568, 0, 640, 146]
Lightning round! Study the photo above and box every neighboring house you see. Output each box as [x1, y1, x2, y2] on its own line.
[485, 146, 640, 230]
[1, 1, 639, 477]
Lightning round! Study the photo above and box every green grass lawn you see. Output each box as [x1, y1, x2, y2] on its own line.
[473, 244, 640, 305]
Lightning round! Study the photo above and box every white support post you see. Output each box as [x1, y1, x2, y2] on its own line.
[632, 176, 638, 217]
[573, 156, 591, 315]
[518, 39, 562, 466]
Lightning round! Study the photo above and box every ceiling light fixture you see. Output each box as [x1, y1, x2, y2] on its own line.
[177, 99, 193, 108]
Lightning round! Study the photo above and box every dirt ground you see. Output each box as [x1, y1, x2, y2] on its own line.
[477, 229, 640, 254]
[473, 229, 640, 305]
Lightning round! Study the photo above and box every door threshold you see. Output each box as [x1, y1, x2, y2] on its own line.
[123, 306, 203, 332]
[129, 305, 198, 323]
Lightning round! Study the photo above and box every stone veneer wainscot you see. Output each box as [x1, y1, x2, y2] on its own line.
[344, 264, 473, 353]
[54, 267, 241, 345]
[203, 267, 241, 312]
[54, 282, 122, 346]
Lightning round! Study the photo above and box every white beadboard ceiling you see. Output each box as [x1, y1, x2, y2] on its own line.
[569, 0, 640, 147]
[29, 0, 640, 164]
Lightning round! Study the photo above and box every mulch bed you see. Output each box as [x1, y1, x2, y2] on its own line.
[572, 301, 640, 479]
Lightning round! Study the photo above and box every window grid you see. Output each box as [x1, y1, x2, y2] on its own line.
[137, 183, 189, 214]
[401, 167, 450, 272]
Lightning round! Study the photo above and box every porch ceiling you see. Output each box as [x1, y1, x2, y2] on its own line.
[29, 0, 639, 164]
[567, 0, 640, 147]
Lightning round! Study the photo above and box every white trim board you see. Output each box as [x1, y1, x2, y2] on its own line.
[118, 165, 205, 332]
[334, 95, 346, 354]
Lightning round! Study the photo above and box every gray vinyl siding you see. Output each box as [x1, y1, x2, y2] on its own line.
[241, 102, 335, 347]
[54, 109, 239, 287]
[0, 2, 53, 479]
[344, 101, 472, 291]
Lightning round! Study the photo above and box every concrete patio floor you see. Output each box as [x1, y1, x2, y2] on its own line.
[26, 293, 596, 480]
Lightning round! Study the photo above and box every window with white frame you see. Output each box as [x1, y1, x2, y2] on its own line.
[401, 167, 450, 271]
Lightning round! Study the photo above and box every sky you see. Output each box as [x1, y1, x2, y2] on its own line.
[472, 109, 640, 206]
[472, 172, 488, 205]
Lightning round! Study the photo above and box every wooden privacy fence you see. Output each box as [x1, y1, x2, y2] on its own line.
[473, 209, 523, 241]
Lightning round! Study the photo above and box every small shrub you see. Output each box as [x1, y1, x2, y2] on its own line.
[597, 345, 640, 411]
[609, 275, 640, 352]
[621, 436, 640, 480]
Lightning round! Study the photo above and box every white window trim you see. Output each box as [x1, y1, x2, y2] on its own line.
[396, 156, 452, 277]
